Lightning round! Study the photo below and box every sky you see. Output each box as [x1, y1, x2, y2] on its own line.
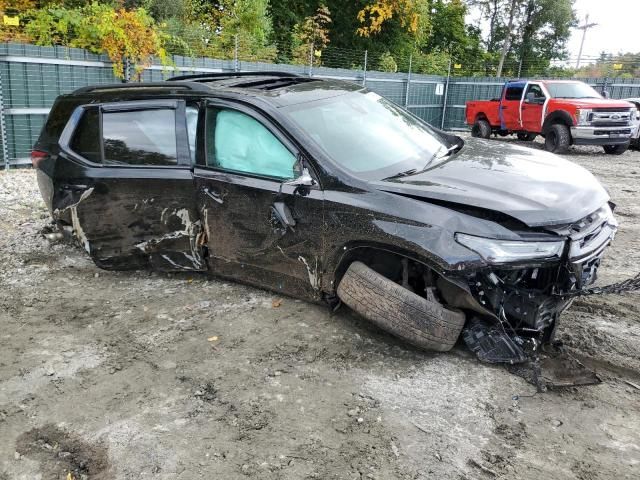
[567, 0, 640, 60]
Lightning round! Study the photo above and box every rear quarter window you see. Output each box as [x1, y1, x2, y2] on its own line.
[36, 96, 83, 151]
[70, 108, 100, 163]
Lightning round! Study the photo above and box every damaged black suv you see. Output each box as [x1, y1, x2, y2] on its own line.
[34, 72, 617, 361]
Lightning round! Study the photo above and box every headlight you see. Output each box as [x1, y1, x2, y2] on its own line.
[455, 233, 565, 264]
[575, 108, 592, 126]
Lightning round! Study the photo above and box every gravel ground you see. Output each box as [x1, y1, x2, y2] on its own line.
[1, 138, 639, 480]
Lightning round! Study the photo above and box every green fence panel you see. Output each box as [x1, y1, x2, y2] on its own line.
[2, 42, 640, 168]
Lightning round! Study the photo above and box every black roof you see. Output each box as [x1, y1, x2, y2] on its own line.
[71, 72, 363, 107]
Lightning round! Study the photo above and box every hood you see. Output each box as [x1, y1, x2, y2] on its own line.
[565, 98, 635, 109]
[371, 138, 609, 227]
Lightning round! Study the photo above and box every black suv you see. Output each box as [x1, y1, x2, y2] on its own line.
[33, 72, 617, 360]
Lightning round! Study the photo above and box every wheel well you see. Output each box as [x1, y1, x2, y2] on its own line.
[474, 113, 488, 123]
[333, 247, 439, 299]
[542, 111, 574, 136]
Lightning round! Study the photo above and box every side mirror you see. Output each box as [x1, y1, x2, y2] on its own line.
[603, 90, 610, 99]
[285, 167, 316, 188]
[525, 92, 536, 103]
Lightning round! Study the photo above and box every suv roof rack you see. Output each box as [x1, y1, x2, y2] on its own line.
[167, 71, 301, 82]
[72, 82, 213, 95]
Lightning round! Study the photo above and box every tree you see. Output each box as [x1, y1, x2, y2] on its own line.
[468, 0, 576, 77]
[291, 5, 332, 65]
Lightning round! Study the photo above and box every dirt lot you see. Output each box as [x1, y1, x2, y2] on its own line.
[1, 138, 639, 480]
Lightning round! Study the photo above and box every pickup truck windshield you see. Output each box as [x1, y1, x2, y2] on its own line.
[283, 91, 449, 180]
[546, 82, 601, 99]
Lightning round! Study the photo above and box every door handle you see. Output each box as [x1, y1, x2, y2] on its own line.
[500, 106, 508, 110]
[202, 186, 223, 204]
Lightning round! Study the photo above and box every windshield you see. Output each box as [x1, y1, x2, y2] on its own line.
[283, 91, 449, 180]
[546, 82, 602, 99]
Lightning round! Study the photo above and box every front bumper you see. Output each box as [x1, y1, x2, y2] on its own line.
[452, 209, 618, 337]
[571, 125, 633, 145]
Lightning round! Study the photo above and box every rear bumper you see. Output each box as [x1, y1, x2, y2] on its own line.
[571, 125, 634, 145]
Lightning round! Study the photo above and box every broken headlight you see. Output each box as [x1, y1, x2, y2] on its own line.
[455, 233, 564, 264]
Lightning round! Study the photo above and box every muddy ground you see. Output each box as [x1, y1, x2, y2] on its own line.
[1, 138, 639, 480]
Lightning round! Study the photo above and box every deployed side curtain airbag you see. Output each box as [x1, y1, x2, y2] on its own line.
[214, 110, 296, 179]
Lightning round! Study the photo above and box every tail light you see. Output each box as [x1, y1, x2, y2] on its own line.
[31, 149, 48, 168]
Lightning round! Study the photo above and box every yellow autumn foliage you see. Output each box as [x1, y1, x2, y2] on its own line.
[356, 0, 420, 37]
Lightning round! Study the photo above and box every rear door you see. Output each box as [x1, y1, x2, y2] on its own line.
[193, 101, 324, 300]
[53, 99, 206, 271]
[521, 82, 546, 133]
[500, 82, 526, 130]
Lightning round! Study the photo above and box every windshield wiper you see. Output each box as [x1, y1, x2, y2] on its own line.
[382, 168, 419, 181]
[426, 141, 464, 168]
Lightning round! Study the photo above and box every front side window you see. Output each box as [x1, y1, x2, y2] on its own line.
[525, 84, 545, 101]
[206, 108, 297, 180]
[102, 109, 177, 166]
[283, 91, 448, 180]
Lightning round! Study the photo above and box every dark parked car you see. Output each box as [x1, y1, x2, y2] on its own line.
[33, 72, 618, 362]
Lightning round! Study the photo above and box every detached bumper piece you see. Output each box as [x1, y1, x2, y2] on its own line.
[462, 317, 527, 364]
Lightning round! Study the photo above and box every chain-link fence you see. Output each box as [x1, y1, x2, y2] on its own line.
[2, 41, 640, 168]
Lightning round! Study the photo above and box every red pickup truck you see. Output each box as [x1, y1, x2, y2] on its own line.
[466, 80, 637, 154]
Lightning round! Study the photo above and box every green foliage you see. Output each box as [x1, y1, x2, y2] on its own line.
[377, 51, 398, 72]
[22, 2, 167, 78]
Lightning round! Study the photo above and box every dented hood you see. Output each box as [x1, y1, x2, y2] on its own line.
[371, 138, 609, 227]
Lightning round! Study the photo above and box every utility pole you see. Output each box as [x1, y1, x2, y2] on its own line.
[576, 14, 598, 69]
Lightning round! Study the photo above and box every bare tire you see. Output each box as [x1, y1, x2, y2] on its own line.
[471, 118, 491, 139]
[603, 143, 629, 155]
[336, 261, 466, 352]
[517, 132, 537, 141]
[544, 124, 571, 153]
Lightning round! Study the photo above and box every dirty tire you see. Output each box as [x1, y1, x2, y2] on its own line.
[336, 262, 466, 352]
[471, 118, 491, 139]
[603, 143, 629, 155]
[517, 132, 537, 141]
[545, 124, 571, 153]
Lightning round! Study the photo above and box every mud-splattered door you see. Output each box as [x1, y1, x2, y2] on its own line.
[193, 103, 324, 299]
[53, 100, 206, 271]
[194, 168, 324, 300]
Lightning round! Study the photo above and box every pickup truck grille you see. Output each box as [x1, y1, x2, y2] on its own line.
[589, 109, 633, 126]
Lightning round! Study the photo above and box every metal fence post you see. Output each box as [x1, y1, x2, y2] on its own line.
[362, 50, 368, 86]
[308, 41, 314, 77]
[0, 69, 9, 170]
[123, 57, 131, 82]
[404, 53, 412, 107]
[440, 56, 452, 130]
[234, 35, 239, 72]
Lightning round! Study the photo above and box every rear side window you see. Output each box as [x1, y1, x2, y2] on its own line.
[102, 109, 177, 166]
[505, 86, 524, 101]
[70, 108, 100, 163]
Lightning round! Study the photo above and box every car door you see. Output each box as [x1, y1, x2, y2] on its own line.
[499, 82, 526, 130]
[521, 83, 546, 133]
[192, 101, 324, 300]
[54, 99, 206, 271]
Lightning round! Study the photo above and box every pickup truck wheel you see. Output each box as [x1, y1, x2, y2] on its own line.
[603, 143, 629, 155]
[471, 119, 491, 139]
[545, 124, 570, 153]
[517, 132, 537, 141]
[336, 261, 466, 352]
